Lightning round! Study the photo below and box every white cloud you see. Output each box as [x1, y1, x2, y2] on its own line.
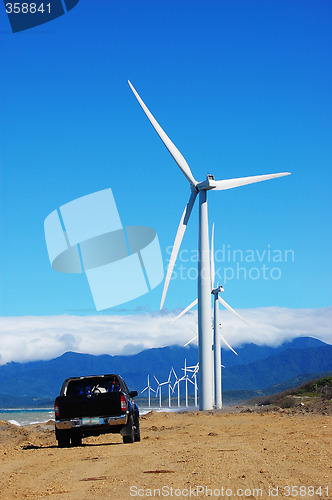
[0, 306, 331, 365]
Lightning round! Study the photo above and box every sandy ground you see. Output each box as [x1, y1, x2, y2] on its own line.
[0, 409, 330, 499]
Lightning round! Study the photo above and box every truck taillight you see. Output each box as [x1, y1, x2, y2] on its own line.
[54, 398, 60, 418]
[120, 395, 127, 411]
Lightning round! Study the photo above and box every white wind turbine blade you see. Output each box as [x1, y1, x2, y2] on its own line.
[170, 298, 198, 325]
[184, 327, 198, 346]
[160, 190, 197, 309]
[190, 363, 199, 377]
[220, 333, 238, 356]
[211, 222, 215, 289]
[218, 296, 250, 327]
[184, 334, 198, 347]
[213, 172, 291, 190]
[171, 367, 178, 381]
[128, 81, 197, 187]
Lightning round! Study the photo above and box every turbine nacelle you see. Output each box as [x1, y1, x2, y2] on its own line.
[212, 285, 224, 295]
[196, 174, 216, 191]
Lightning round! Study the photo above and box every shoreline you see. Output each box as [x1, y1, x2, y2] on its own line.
[0, 404, 256, 427]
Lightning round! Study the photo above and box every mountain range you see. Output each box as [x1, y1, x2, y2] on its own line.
[0, 336, 331, 408]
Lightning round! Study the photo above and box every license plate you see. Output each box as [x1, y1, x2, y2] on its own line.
[82, 417, 100, 425]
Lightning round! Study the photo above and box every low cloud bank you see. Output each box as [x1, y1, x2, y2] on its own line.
[0, 306, 331, 365]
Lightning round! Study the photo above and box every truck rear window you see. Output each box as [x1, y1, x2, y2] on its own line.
[66, 376, 121, 396]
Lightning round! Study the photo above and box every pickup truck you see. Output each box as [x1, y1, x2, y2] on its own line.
[54, 374, 140, 447]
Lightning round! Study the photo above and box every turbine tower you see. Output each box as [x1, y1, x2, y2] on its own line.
[129, 81, 290, 410]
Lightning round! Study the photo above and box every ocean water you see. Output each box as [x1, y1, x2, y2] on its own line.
[0, 405, 188, 426]
[0, 409, 55, 426]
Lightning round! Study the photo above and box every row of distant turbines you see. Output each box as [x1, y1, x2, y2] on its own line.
[141, 301, 239, 410]
[141, 362, 199, 409]
[129, 81, 290, 410]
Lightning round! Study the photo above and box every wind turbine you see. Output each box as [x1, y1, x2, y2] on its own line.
[178, 359, 195, 407]
[129, 81, 291, 410]
[186, 363, 199, 408]
[154, 375, 168, 408]
[210, 223, 245, 409]
[170, 223, 243, 409]
[170, 367, 181, 407]
[167, 368, 174, 408]
[141, 375, 155, 409]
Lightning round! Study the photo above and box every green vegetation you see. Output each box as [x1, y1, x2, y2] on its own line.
[249, 376, 332, 407]
[293, 377, 332, 397]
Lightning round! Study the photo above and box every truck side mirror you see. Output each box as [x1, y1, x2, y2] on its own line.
[130, 391, 138, 398]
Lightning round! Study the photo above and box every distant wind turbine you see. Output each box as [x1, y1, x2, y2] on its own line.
[170, 367, 181, 407]
[129, 80, 290, 410]
[186, 363, 199, 408]
[210, 223, 246, 409]
[141, 375, 155, 409]
[170, 223, 244, 408]
[166, 368, 174, 408]
[154, 375, 168, 408]
[178, 359, 195, 407]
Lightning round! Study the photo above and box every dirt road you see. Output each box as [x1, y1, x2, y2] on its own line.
[0, 410, 330, 499]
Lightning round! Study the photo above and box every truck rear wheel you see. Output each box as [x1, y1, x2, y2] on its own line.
[122, 415, 135, 444]
[56, 429, 70, 448]
[71, 431, 82, 447]
[134, 418, 141, 442]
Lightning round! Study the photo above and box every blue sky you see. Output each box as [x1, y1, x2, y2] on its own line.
[0, 0, 331, 319]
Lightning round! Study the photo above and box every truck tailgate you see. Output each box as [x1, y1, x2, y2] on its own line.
[57, 392, 123, 419]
